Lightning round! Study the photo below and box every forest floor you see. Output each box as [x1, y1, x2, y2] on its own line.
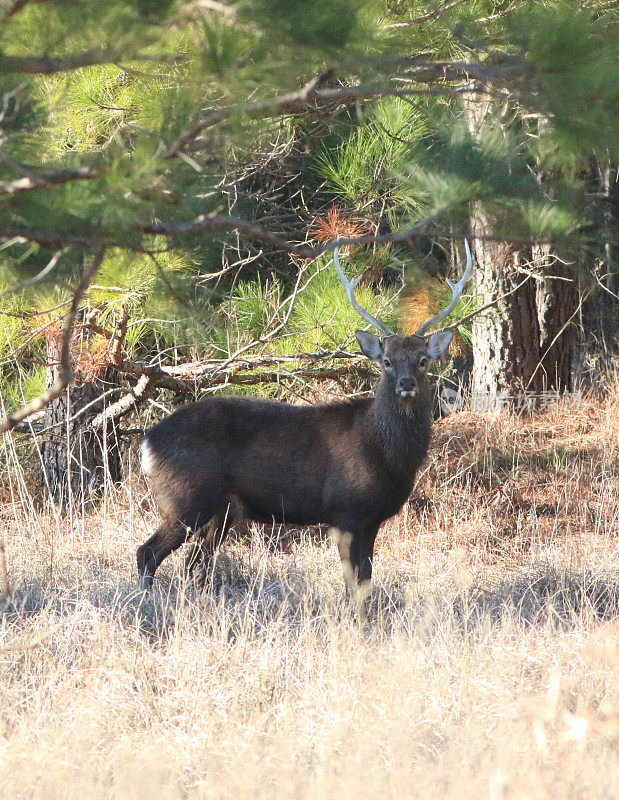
[0, 385, 617, 799]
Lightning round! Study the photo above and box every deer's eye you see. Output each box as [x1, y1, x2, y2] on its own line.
[383, 358, 392, 368]
[419, 357, 427, 368]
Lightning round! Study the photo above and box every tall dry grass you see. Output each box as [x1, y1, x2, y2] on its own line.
[0, 381, 617, 799]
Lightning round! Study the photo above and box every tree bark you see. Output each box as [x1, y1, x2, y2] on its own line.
[470, 225, 542, 409]
[465, 96, 578, 409]
[533, 244, 578, 393]
[40, 332, 122, 509]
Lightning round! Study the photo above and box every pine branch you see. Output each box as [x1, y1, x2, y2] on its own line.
[0, 213, 559, 261]
[0, 49, 185, 75]
[0, 166, 101, 196]
[0, 0, 44, 22]
[166, 81, 481, 157]
[0, 224, 154, 252]
[0, 48, 125, 75]
[0, 249, 105, 434]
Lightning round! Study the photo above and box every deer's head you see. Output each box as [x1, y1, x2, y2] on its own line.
[334, 238, 472, 402]
[355, 330, 452, 400]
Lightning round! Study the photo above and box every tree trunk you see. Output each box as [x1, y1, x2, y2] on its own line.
[470, 226, 542, 410]
[40, 332, 122, 509]
[533, 244, 578, 393]
[465, 96, 578, 409]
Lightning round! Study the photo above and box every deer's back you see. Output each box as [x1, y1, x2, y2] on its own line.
[142, 395, 399, 527]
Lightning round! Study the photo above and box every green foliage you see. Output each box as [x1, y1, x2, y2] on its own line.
[401, 117, 583, 238]
[290, 262, 398, 348]
[509, 2, 619, 158]
[0, 0, 616, 411]
[221, 256, 399, 358]
[250, 0, 361, 50]
[315, 97, 430, 205]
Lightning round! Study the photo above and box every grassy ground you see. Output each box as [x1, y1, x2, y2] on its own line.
[0, 387, 617, 799]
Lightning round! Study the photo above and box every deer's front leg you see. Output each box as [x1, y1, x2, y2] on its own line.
[330, 526, 378, 617]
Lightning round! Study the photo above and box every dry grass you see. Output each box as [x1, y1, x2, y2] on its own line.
[0, 385, 617, 799]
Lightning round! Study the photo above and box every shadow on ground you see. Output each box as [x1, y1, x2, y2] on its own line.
[3, 551, 619, 650]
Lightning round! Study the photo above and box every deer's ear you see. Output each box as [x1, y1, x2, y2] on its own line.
[426, 330, 453, 361]
[355, 330, 383, 360]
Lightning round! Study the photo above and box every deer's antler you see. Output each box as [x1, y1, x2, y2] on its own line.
[415, 239, 472, 336]
[333, 239, 394, 338]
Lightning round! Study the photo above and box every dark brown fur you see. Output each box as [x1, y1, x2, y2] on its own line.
[137, 330, 452, 601]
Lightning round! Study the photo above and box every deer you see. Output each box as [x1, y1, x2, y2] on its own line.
[137, 240, 472, 609]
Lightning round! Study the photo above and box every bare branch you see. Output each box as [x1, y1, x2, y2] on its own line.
[0, 248, 105, 435]
[88, 361, 373, 430]
[80, 307, 370, 428]
[0, 223, 156, 252]
[0, 213, 562, 261]
[0, 248, 68, 298]
[90, 374, 156, 430]
[0, 166, 100, 197]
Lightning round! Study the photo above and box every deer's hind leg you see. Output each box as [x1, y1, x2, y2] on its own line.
[137, 519, 190, 588]
[184, 501, 236, 589]
[137, 496, 225, 587]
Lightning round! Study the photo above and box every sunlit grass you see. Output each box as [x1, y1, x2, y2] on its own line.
[0, 374, 617, 799]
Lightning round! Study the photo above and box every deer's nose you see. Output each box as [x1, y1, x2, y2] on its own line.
[399, 377, 416, 392]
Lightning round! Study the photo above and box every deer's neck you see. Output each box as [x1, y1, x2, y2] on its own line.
[367, 382, 433, 477]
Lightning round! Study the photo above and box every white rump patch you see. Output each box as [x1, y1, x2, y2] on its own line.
[140, 439, 155, 476]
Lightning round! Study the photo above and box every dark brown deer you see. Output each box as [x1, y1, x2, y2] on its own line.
[137, 240, 472, 605]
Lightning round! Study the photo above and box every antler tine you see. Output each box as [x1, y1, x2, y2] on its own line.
[415, 238, 472, 336]
[333, 239, 393, 338]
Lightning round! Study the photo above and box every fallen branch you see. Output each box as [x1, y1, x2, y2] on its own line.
[89, 361, 373, 430]
[90, 373, 156, 430]
[0, 248, 106, 434]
